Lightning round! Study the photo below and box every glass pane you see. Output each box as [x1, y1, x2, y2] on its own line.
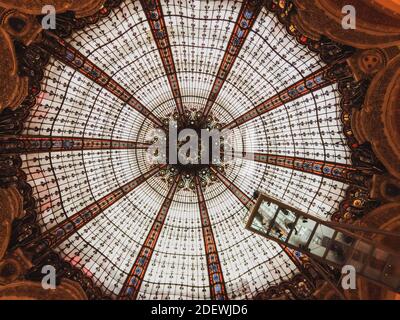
[326, 242, 350, 264]
[269, 207, 298, 242]
[324, 232, 354, 264]
[308, 225, 335, 259]
[287, 216, 316, 248]
[335, 231, 356, 246]
[250, 200, 279, 234]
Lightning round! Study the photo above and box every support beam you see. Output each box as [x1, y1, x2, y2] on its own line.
[201, 0, 263, 120]
[140, 0, 185, 120]
[40, 32, 164, 128]
[230, 151, 357, 184]
[37, 165, 166, 248]
[194, 176, 228, 300]
[210, 166, 254, 210]
[0, 135, 150, 154]
[223, 66, 334, 130]
[210, 166, 306, 273]
[119, 174, 181, 300]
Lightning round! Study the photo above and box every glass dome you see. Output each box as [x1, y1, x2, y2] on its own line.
[14, 0, 352, 299]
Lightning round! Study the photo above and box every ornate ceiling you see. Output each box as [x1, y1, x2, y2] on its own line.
[0, 0, 399, 301]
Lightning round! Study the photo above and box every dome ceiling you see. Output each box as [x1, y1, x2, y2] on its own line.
[4, 0, 356, 299]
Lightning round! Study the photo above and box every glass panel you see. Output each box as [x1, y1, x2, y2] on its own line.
[272, 208, 297, 242]
[326, 242, 349, 264]
[308, 225, 335, 259]
[287, 216, 316, 248]
[324, 232, 354, 264]
[335, 231, 356, 246]
[250, 200, 279, 234]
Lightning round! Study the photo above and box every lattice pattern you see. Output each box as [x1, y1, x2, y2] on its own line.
[11, 0, 354, 299]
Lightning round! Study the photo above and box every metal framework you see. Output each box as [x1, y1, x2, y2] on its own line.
[223, 67, 333, 129]
[37, 165, 165, 248]
[0, 136, 149, 154]
[194, 176, 228, 300]
[231, 151, 358, 184]
[40, 32, 165, 128]
[201, 0, 263, 120]
[210, 166, 254, 210]
[210, 166, 313, 272]
[0, 0, 377, 300]
[141, 0, 185, 120]
[119, 174, 181, 300]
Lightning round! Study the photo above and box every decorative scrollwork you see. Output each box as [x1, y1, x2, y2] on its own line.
[255, 274, 316, 300]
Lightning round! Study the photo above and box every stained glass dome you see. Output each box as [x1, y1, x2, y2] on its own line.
[6, 0, 356, 300]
